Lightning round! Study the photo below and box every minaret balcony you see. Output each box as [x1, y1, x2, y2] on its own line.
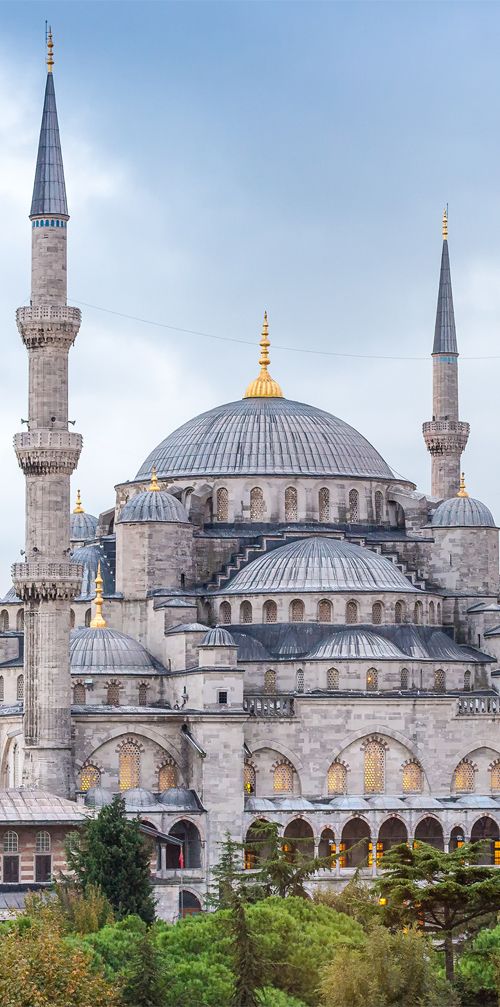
[12, 561, 83, 601]
[16, 305, 81, 349]
[14, 430, 82, 476]
[422, 420, 470, 455]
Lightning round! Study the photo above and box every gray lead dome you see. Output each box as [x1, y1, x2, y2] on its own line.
[136, 397, 396, 480]
[70, 627, 158, 672]
[118, 489, 188, 524]
[431, 496, 495, 528]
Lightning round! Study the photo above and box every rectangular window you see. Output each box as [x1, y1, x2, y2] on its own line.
[3, 855, 19, 883]
[35, 855, 52, 883]
[218, 691, 228, 705]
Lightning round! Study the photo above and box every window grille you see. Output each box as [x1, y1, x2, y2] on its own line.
[400, 668, 409, 689]
[346, 600, 358, 624]
[119, 741, 141, 790]
[244, 763, 256, 794]
[217, 487, 229, 522]
[454, 760, 475, 792]
[318, 599, 332, 623]
[264, 669, 276, 693]
[274, 763, 293, 792]
[138, 683, 148, 706]
[366, 668, 378, 691]
[464, 670, 471, 691]
[402, 762, 423, 792]
[240, 601, 253, 624]
[290, 599, 304, 622]
[414, 601, 423, 625]
[158, 763, 177, 790]
[73, 682, 86, 704]
[16, 609, 24, 631]
[296, 670, 304, 693]
[429, 601, 435, 625]
[319, 487, 330, 522]
[491, 762, 500, 791]
[364, 741, 385, 793]
[349, 489, 359, 522]
[285, 486, 298, 521]
[219, 601, 231, 625]
[107, 682, 120, 706]
[80, 765, 100, 791]
[250, 487, 265, 521]
[434, 668, 446, 691]
[16, 675, 24, 701]
[395, 601, 404, 624]
[372, 602, 383, 625]
[263, 600, 277, 623]
[327, 667, 339, 689]
[327, 762, 347, 794]
[0, 677, 4, 703]
[374, 490, 384, 523]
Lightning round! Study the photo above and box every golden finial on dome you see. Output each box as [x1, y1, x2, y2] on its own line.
[73, 489, 84, 514]
[457, 472, 468, 498]
[243, 311, 284, 399]
[442, 206, 448, 241]
[148, 466, 160, 492]
[90, 561, 107, 629]
[46, 25, 54, 74]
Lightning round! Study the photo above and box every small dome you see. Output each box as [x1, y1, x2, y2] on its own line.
[118, 489, 188, 524]
[431, 496, 495, 529]
[157, 787, 200, 810]
[70, 627, 158, 673]
[307, 629, 406, 661]
[84, 786, 114, 808]
[221, 536, 417, 595]
[201, 626, 236, 647]
[122, 788, 157, 808]
[71, 544, 113, 599]
[70, 510, 98, 543]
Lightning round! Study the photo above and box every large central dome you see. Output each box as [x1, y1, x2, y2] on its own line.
[136, 397, 395, 481]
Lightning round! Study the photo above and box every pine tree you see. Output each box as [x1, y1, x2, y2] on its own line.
[230, 893, 267, 1007]
[66, 795, 156, 923]
[122, 931, 166, 1007]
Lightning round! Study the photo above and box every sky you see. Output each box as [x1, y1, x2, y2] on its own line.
[1, 0, 500, 584]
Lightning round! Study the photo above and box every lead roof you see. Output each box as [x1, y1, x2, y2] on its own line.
[30, 73, 68, 217]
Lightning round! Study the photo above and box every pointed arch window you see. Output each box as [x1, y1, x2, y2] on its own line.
[80, 764, 101, 792]
[402, 761, 423, 793]
[413, 601, 423, 625]
[464, 669, 471, 691]
[273, 762, 294, 793]
[219, 601, 231, 625]
[319, 487, 330, 522]
[318, 599, 332, 623]
[119, 741, 141, 791]
[73, 682, 86, 705]
[158, 763, 177, 791]
[16, 609, 24, 631]
[453, 760, 475, 792]
[400, 668, 409, 689]
[217, 487, 229, 522]
[346, 600, 358, 624]
[0, 610, 9, 631]
[490, 761, 500, 792]
[364, 740, 385, 793]
[327, 667, 339, 690]
[16, 675, 24, 701]
[349, 489, 359, 523]
[395, 600, 405, 624]
[264, 669, 276, 694]
[366, 668, 378, 691]
[244, 762, 256, 795]
[84, 608, 91, 628]
[327, 761, 347, 794]
[285, 486, 298, 521]
[434, 668, 446, 691]
[374, 490, 384, 524]
[372, 602, 383, 625]
[290, 599, 304, 623]
[263, 600, 277, 623]
[240, 601, 253, 625]
[250, 487, 265, 521]
[429, 601, 435, 625]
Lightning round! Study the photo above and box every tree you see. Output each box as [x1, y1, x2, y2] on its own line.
[376, 841, 500, 981]
[66, 795, 156, 923]
[313, 876, 382, 930]
[229, 893, 268, 1007]
[243, 821, 335, 899]
[122, 931, 167, 1007]
[319, 924, 457, 1007]
[210, 832, 245, 908]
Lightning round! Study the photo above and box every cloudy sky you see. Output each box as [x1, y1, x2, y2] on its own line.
[1, 0, 500, 586]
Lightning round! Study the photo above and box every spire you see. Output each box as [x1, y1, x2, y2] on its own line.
[90, 562, 107, 629]
[73, 489, 84, 514]
[432, 207, 457, 355]
[148, 466, 160, 491]
[243, 312, 284, 399]
[457, 472, 469, 498]
[30, 30, 68, 218]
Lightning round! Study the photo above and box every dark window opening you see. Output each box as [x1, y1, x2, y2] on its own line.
[35, 854, 52, 883]
[218, 691, 228, 705]
[3, 855, 19, 883]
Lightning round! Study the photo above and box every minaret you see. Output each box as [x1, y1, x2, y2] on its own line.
[422, 210, 469, 499]
[12, 31, 82, 797]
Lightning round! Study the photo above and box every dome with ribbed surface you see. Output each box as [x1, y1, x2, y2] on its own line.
[431, 496, 495, 528]
[70, 511, 98, 543]
[220, 537, 417, 595]
[118, 489, 188, 524]
[136, 398, 396, 481]
[307, 629, 406, 660]
[70, 627, 158, 672]
[202, 627, 236, 647]
[122, 788, 157, 808]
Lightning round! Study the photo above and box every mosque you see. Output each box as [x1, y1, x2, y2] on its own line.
[0, 37, 500, 919]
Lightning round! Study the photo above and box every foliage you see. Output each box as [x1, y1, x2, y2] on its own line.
[229, 893, 269, 1007]
[456, 922, 500, 1006]
[121, 931, 167, 1007]
[319, 924, 458, 1007]
[66, 795, 156, 923]
[313, 875, 382, 930]
[376, 841, 500, 979]
[53, 882, 115, 933]
[259, 992, 307, 1007]
[241, 821, 337, 900]
[209, 832, 245, 908]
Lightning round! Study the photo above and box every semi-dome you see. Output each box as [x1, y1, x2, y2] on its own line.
[118, 484, 188, 524]
[201, 626, 236, 647]
[432, 495, 495, 529]
[220, 536, 418, 595]
[70, 490, 98, 543]
[135, 397, 396, 482]
[307, 629, 406, 661]
[70, 627, 159, 673]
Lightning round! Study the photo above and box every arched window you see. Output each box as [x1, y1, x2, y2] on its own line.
[244, 762, 256, 795]
[16, 609, 24, 631]
[0, 677, 4, 703]
[327, 667, 339, 689]
[319, 487, 330, 522]
[80, 765, 100, 791]
[395, 600, 405, 624]
[0, 610, 9, 631]
[349, 488, 359, 522]
[84, 608, 91, 628]
[374, 491, 384, 524]
[372, 602, 383, 625]
[285, 486, 298, 521]
[273, 762, 293, 793]
[166, 821, 202, 869]
[402, 761, 423, 793]
[364, 740, 385, 793]
[219, 601, 231, 625]
[16, 675, 24, 701]
[296, 669, 304, 693]
[464, 670, 471, 691]
[119, 741, 141, 791]
[366, 668, 378, 691]
[264, 669, 276, 693]
[263, 600, 277, 623]
[413, 601, 423, 625]
[400, 668, 409, 689]
[250, 487, 265, 521]
[453, 760, 475, 792]
[436, 602, 441, 623]
[158, 763, 177, 790]
[490, 761, 500, 791]
[73, 682, 86, 705]
[327, 761, 347, 794]
[346, 600, 358, 624]
[138, 683, 148, 706]
[107, 681, 120, 706]
[217, 487, 229, 522]
[70, 609, 75, 629]
[3, 831, 18, 852]
[434, 668, 446, 691]
[240, 601, 253, 624]
[35, 831, 51, 853]
[290, 599, 304, 623]
[318, 599, 332, 623]
[429, 601, 435, 625]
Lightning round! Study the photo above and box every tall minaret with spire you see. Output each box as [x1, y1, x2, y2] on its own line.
[422, 210, 469, 499]
[12, 30, 82, 797]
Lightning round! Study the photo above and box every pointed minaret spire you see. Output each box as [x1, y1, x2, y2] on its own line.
[30, 28, 68, 218]
[423, 209, 469, 499]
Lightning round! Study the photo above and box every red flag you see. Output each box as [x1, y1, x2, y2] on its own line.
[179, 847, 184, 869]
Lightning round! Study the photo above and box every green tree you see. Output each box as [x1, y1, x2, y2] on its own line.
[319, 924, 458, 1007]
[66, 795, 156, 923]
[313, 875, 382, 930]
[456, 922, 500, 1007]
[230, 893, 268, 1007]
[377, 841, 500, 981]
[122, 931, 166, 1007]
[210, 832, 245, 908]
[243, 821, 335, 899]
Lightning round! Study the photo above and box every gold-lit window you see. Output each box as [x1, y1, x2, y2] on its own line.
[395, 601, 404, 624]
[327, 761, 347, 794]
[264, 669, 276, 693]
[107, 682, 120, 706]
[400, 668, 409, 689]
[35, 831, 51, 853]
[16, 675, 24, 701]
[372, 602, 383, 625]
[290, 599, 304, 623]
[244, 762, 256, 794]
[3, 831, 18, 853]
[319, 487, 330, 522]
[274, 763, 293, 793]
[240, 601, 253, 624]
[327, 667, 339, 689]
[346, 600, 358, 624]
[318, 599, 332, 623]
[250, 487, 265, 521]
[364, 741, 385, 794]
[217, 487, 229, 522]
[263, 600, 277, 623]
[158, 763, 176, 790]
[366, 668, 378, 691]
[490, 762, 500, 792]
[80, 764, 100, 791]
[434, 668, 446, 691]
[374, 490, 384, 523]
[454, 760, 475, 792]
[285, 486, 298, 521]
[73, 682, 86, 704]
[219, 601, 231, 625]
[119, 741, 141, 791]
[402, 761, 423, 793]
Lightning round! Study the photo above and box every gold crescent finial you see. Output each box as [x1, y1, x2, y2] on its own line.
[46, 26, 54, 73]
[148, 466, 160, 492]
[243, 311, 284, 399]
[90, 561, 107, 629]
[73, 489, 84, 514]
[442, 206, 448, 241]
[457, 472, 468, 498]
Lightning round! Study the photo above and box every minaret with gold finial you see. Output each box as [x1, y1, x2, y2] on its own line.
[12, 30, 82, 798]
[244, 312, 284, 398]
[422, 209, 469, 499]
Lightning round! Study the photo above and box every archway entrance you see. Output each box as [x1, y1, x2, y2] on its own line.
[414, 817, 444, 850]
[471, 817, 500, 865]
[378, 817, 408, 856]
[283, 819, 314, 860]
[341, 819, 370, 868]
[179, 891, 202, 917]
[449, 826, 466, 852]
[166, 820, 201, 868]
[318, 827, 336, 864]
